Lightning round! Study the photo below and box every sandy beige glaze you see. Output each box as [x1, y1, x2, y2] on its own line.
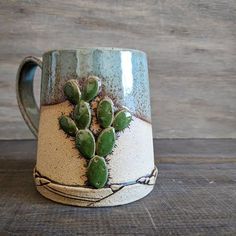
[36, 101, 87, 186]
[35, 101, 157, 206]
[107, 116, 155, 184]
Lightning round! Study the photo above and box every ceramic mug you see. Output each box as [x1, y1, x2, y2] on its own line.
[16, 48, 157, 207]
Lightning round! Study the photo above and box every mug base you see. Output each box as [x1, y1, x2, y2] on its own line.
[34, 167, 157, 207]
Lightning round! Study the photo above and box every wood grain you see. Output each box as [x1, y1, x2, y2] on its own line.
[0, 0, 236, 139]
[0, 139, 235, 235]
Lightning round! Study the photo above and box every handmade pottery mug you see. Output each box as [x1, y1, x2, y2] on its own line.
[16, 48, 157, 207]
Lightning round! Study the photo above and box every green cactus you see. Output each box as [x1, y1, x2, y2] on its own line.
[96, 127, 115, 157]
[59, 75, 132, 189]
[82, 76, 100, 102]
[59, 115, 78, 136]
[87, 155, 108, 189]
[63, 80, 81, 104]
[74, 100, 91, 129]
[97, 97, 114, 128]
[113, 109, 132, 131]
[75, 129, 95, 159]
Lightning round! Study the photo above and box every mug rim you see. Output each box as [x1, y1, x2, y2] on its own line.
[43, 47, 146, 56]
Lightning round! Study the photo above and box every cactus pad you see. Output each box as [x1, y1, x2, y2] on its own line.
[74, 100, 91, 129]
[82, 76, 100, 102]
[97, 97, 114, 128]
[87, 155, 108, 189]
[75, 129, 95, 159]
[113, 109, 132, 131]
[59, 115, 78, 137]
[63, 80, 81, 104]
[96, 127, 115, 157]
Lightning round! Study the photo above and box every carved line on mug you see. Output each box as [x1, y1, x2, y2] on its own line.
[34, 166, 157, 205]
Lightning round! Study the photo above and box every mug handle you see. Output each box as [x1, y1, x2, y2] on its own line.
[16, 56, 42, 138]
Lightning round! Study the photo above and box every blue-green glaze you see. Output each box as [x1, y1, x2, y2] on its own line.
[41, 48, 151, 122]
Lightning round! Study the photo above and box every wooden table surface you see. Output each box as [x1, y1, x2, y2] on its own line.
[0, 139, 235, 235]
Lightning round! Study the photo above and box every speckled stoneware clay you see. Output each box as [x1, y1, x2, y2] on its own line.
[16, 48, 158, 207]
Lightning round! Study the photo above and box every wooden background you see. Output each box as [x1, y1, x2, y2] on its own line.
[0, 0, 236, 139]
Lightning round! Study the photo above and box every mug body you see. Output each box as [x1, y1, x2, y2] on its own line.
[34, 48, 157, 207]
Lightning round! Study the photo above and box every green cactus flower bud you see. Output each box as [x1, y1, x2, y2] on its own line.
[63, 79, 81, 104]
[113, 109, 132, 131]
[96, 127, 115, 157]
[58, 115, 78, 136]
[74, 100, 91, 129]
[97, 97, 114, 128]
[88, 155, 108, 189]
[75, 129, 95, 159]
[82, 76, 100, 102]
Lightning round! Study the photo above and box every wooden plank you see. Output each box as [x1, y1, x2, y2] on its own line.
[0, 0, 236, 139]
[156, 138, 236, 163]
[0, 140, 235, 235]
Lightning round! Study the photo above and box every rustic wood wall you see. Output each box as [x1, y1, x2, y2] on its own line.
[0, 0, 236, 139]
